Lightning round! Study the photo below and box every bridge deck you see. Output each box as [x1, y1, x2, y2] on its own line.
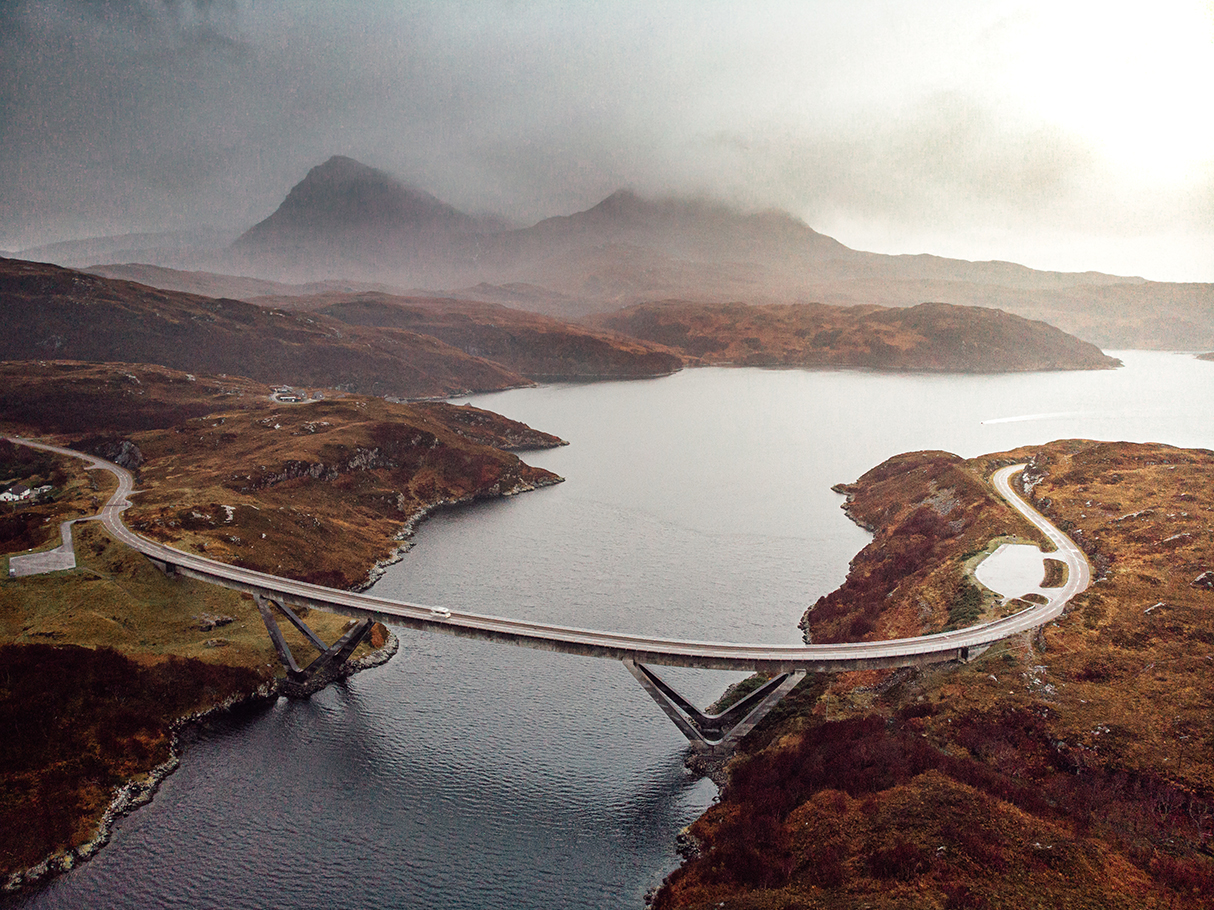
[5, 437, 1090, 673]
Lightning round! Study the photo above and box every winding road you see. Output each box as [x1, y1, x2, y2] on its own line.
[5, 437, 1089, 673]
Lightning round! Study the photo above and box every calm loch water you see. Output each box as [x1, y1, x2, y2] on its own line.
[18, 352, 1214, 909]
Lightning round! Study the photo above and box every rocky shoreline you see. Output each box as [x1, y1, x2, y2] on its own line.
[355, 473, 564, 591]
[3, 629, 400, 896]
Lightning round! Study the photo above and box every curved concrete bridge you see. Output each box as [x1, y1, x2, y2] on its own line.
[6, 437, 1090, 750]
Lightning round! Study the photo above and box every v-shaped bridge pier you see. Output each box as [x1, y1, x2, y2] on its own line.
[254, 595, 374, 698]
[624, 660, 807, 752]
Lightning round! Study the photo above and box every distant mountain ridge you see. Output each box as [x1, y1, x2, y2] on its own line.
[18, 228, 236, 270]
[227, 156, 1146, 297]
[509, 188, 855, 263]
[26, 155, 1214, 349]
[0, 256, 1119, 389]
[87, 262, 404, 301]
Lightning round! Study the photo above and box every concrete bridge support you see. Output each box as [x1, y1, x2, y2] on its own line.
[255, 595, 374, 698]
[146, 557, 177, 577]
[624, 660, 807, 752]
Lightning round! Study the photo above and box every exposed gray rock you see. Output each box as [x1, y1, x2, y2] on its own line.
[92, 439, 145, 470]
[195, 612, 234, 631]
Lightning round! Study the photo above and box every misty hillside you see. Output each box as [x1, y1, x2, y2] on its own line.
[0, 257, 528, 399]
[36, 156, 1214, 350]
[235, 156, 490, 246]
[227, 157, 501, 286]
[498, 189, 856, 266]
[87, 263, 404, 301]
[224, 157, 1152, 301]
[18, 228, 237, 271]
[0, 258, 682, 396]
[246, 291, 684, 381]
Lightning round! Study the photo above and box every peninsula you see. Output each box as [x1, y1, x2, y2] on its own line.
[590, 299, 1121, 372]
[0, 360, 567, 884]
[656, 440, 1214, 909]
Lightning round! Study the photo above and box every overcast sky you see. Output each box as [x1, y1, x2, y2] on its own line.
[2, 0, 1211, 281]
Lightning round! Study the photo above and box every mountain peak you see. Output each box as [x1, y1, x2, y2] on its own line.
[235, 156, 479, 248]
[309, 154, 378, 178]
[533, 188, 854, 264]
[581, 189, 824, 237]
[587, 189, 646, 215]
[583, 189, 722, 223]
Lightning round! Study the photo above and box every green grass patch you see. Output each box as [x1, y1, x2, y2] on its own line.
[946, 579, 986, 630]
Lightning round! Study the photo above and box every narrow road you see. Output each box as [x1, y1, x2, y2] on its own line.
[5, 437, 1090, 673]
[989, 462, 1091, 614]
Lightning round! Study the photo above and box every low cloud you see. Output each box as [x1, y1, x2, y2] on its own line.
[0, 1, 1209, 280]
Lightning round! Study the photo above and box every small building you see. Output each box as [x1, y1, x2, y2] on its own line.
[0, 484, 31, 503]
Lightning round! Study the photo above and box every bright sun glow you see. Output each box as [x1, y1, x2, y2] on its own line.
[1001, 1, 1214, 181]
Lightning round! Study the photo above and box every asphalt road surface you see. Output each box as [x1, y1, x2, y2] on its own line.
[5, 437, 1090, 673]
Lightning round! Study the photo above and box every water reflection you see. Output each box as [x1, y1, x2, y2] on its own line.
[975, 543, 1050, 601]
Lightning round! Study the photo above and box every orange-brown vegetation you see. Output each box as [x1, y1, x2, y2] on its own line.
[123, 395, 560, 589]
[657, 440, 1214, 910]
[0, 257, 529, 399]
[412, 401, 566, 450]
[252, 291, 684, 380]
[782, 276, 1214, 353]
[0, 642, 263, 875]
[0, 361, 563, 590]
[0, 514, 384, 880]
[805, 451, 1046, 645]
[0, 361, 271, 436]
[591, 300, 1121, 372]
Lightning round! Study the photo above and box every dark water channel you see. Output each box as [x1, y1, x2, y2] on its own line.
[18, 352, 1214, 908]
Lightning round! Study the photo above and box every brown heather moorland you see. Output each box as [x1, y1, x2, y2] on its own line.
[0, 257, 532, 400]
[249, 291, 685, 380]
[0, 257, 683, 400]
[656, 440, 1214, 910]
[591, 300, 1121, 372]
[0, 361, 563, 590]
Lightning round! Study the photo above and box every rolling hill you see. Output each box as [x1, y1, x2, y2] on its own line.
[250, 291, 683, 380]
[0, 258, 680, 398]
[591, 299, 1121, 372]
